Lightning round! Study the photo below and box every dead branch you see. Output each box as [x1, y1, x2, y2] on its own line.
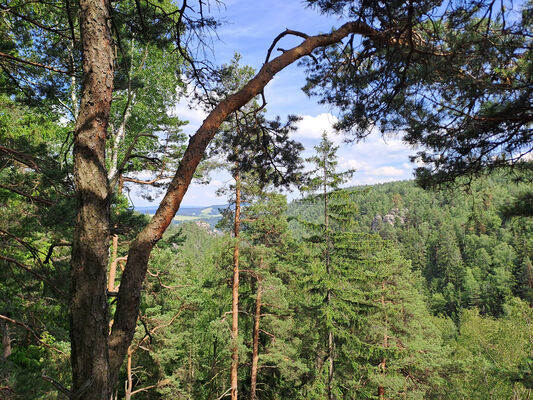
[0, 314, 67, 356]
[0, 254, 65, 295]
[0, 4, 72, 39]
[147, 269, 189, 289]
[130, 379, 170, 396]
[44, 241, 72, 264]
[0, 183, 54, 205]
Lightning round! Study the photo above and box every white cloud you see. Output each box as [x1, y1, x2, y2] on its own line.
[340, 158, 372, 172]
[172, 101, 208, 134]
[369, 166, 405, 177]
[293, 113, 340, 141]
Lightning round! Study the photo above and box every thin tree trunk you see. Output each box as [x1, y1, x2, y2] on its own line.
[124, 346, 133, 400]
[188, 342, 194, 394]
[208, 337, 219, 396]
[327, 328, 334, 400]
[70, 0, 114, 398]
[1, 319, 11, 360]
[250, 275, 262, 400]
[231, 172, 241, 400]
[108, 234, 119, 293]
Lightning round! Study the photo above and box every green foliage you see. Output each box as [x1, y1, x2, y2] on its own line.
[290, 172, 533, 319]
[210, 54, 304, 189]
[0, 95, 72, 398]
[1, 1, 531, 396]
[303, 0, 532, 186]
[443, 298, 533, 399]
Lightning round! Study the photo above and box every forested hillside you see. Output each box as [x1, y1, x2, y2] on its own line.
[1, 0, 531, 398]
[2, 169, 532, 399]
[290, 173, 533, 319]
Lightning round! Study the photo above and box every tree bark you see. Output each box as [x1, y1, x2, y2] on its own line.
[108, 234, 119, 293]
[231, 172, 241, 400]
[124, 346, 133, 400]
[70, 0, 114, 397]
[250, 276, 262, 400]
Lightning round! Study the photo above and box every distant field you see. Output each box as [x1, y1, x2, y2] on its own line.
[172, 215, 202, 221]
[135, 204, 224, 227]
[173, 213, 221, 222]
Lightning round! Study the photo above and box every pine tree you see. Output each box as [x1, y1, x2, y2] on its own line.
[212, 55, 303, 399]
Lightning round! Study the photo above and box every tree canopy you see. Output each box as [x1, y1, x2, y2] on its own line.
[302, 0, 532, 185]
[0, 0, 531, 398]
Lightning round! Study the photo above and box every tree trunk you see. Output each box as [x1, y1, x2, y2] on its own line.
[327, 328, 334, 400]
[250, 276, 262, 400]
[69, 0, 114, 398]
[108, 234, 119, 293]
[124, 347, 133, 400]
[231, 172, 241, 400]
[1, 319, 11, 360]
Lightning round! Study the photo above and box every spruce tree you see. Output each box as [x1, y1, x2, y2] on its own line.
[297, 132, 354, 399]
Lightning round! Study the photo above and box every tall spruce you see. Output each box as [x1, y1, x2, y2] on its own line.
[299, 132, 354, 399]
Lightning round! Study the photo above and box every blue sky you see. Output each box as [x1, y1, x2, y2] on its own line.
[130, 0, 418, 207]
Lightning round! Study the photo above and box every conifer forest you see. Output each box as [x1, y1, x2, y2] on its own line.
[0, 0, 532, 399]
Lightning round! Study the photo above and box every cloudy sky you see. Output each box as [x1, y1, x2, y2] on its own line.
[130, 0, 418, 207]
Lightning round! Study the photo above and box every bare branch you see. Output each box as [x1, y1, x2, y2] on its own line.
[0, 51, 74, 76]
[0, 254, 65, 295]
[147, 269, 189, 289]
[130, 380, 170, 395]
[44, 241, 72, 264]
[0, 4, 72, 39]
[0, 145, 41, 171]
[122, 174, 173, 185]
[41, 374, 72, 397]
[0, 314, 68, 356]
[264, 29, 310, 64]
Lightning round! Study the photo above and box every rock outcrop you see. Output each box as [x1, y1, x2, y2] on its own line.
[371, 207, 408, 232]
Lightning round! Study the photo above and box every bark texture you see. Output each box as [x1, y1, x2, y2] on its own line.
[70, 0, 114, 398]
[108, 234, 119, 292]
[1, 319, 11, 360]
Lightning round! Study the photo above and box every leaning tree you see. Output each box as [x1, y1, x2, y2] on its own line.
[0, 0, 530, 398]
